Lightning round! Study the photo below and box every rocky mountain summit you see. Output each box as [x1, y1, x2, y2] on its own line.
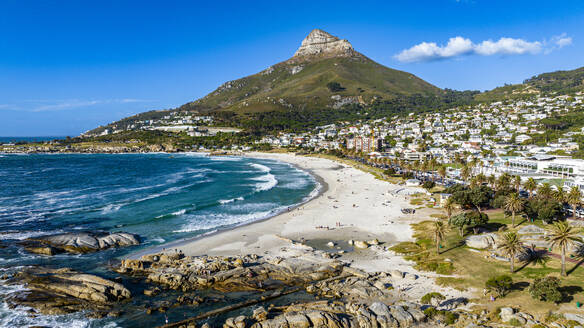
[293, 29, 356, 58]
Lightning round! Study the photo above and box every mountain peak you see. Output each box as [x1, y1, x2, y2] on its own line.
[293, 29, 355, 58]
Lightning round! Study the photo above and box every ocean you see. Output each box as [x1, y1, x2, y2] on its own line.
[0, 136, 66, 144]
[0, 153, 318, 327]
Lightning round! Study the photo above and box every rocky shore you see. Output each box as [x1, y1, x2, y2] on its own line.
[19, 231, 140, 255]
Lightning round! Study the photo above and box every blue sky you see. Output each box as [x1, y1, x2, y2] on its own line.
[1, 0, 583, 136]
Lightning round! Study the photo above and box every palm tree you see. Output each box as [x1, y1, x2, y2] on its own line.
[513, 175, 522, 192]
[504, 193, 524, 227]
[547, 221, 582, 276]
[476, 173, 487, 186]
[487, 175, 496, 189]
[554, 186, 566, 204]
[498, 232, 524, 273]
[537, 183, 553, 200]
[461, 165, 471, 183]
[438, 165, 447, 183]
[443, 197, 456, 220]
[567, 186, 583, 220]
[496, 173, 511, 191]
[433, 220, 448, 255]
[524, 178, 537, 198]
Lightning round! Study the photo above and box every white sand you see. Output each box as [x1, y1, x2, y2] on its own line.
[152, 152, 473, 302]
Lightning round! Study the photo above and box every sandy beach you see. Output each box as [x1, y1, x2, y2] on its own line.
[151, 152, 472, 302]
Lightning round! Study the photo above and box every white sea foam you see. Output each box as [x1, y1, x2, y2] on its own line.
[0, 230, 57, 240]
[101, 203, 125, 214]
[0, 298, 109, 328]
[249, 163, 278, 192]
[218, 197, 244, 205]
[173, 208, 283, 233]
[209, 156, 242, 162]
[281, 178, 310, 190]
[172, 209, 186, 216]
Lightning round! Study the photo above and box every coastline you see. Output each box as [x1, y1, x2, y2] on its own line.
[128, 154, 329, 260]
[139, 152, 473, 302]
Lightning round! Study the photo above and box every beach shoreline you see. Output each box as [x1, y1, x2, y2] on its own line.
[135, 152, 472, 302]
[128, 153, 329, 260]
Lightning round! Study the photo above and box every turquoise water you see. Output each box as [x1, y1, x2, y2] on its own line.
[0, 153, 318, 327]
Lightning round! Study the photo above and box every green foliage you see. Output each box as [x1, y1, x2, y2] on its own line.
[508, 318, 523, 326]
[384, 167, 397, 176]
[485, 275, 513, 297]
[326, 81, 344, 92]
[417, 261, 454, 275]
[423, 307, 458, 325]
[449, 211, 489, 235]
[420, 292, 445, 304]
[422, 181, 436, 189]
[449, 185, 493, 211]
[528, 276, 563, 303]
[524, 198, 563, 223]
[490, 194, 507, 209]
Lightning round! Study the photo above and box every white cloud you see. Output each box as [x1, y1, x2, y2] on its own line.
[395, 34, 572, 63]
[551, 33, 572, 48]
[474, 38, 541, 56]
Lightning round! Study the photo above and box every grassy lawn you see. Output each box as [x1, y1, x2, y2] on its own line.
[392, 211, 584, 316]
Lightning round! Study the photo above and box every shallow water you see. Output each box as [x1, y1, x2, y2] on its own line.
[0, 153, 317, 327]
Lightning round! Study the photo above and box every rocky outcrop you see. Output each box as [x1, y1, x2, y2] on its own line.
[21, 231, 140, 255]
[4, 267, 131, 315]
[217, 301, 426, 328]
[293, 29, 356, 58]
[464, 233, 499, 249]
[117, 253, 345, 293]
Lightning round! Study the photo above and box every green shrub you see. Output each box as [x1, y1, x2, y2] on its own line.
[417, 261, 454, 275]
[422, 181, 435, 189]
[485, 275, 513, 297]
[422, 307, 458, 324]
[508, 318, 522, 326]
[528, 276, 563, 303]
[326, 82, 344, 92]
[421, 292, 445, 304]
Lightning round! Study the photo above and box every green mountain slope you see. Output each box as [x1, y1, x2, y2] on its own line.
[476, 66, 584, 102]
[179, 31, 440, 114]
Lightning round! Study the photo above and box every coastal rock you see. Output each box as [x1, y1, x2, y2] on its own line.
[118, 253, 345, 293]
[4, 267, 131, 315]
[21, 231, 140, 255]
[389, 305, 414, 327]
[354, 241, 369, 249]
[389, 270, 404, 279]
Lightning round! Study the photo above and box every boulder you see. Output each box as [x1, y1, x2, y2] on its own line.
[390, 270, 404, 279]
[4, 267, 131, 315]
[253, 307, 268, 321]
[354, 241, 369, 249]
[465, 233, 498, 249]
[389, 306, 414, 327]
[22, 231, 140, 255]
[404, 273, 417, 281]
[369, 302, 391, 318]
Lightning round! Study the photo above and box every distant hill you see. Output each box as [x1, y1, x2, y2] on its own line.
[476, 66, 584, 102]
